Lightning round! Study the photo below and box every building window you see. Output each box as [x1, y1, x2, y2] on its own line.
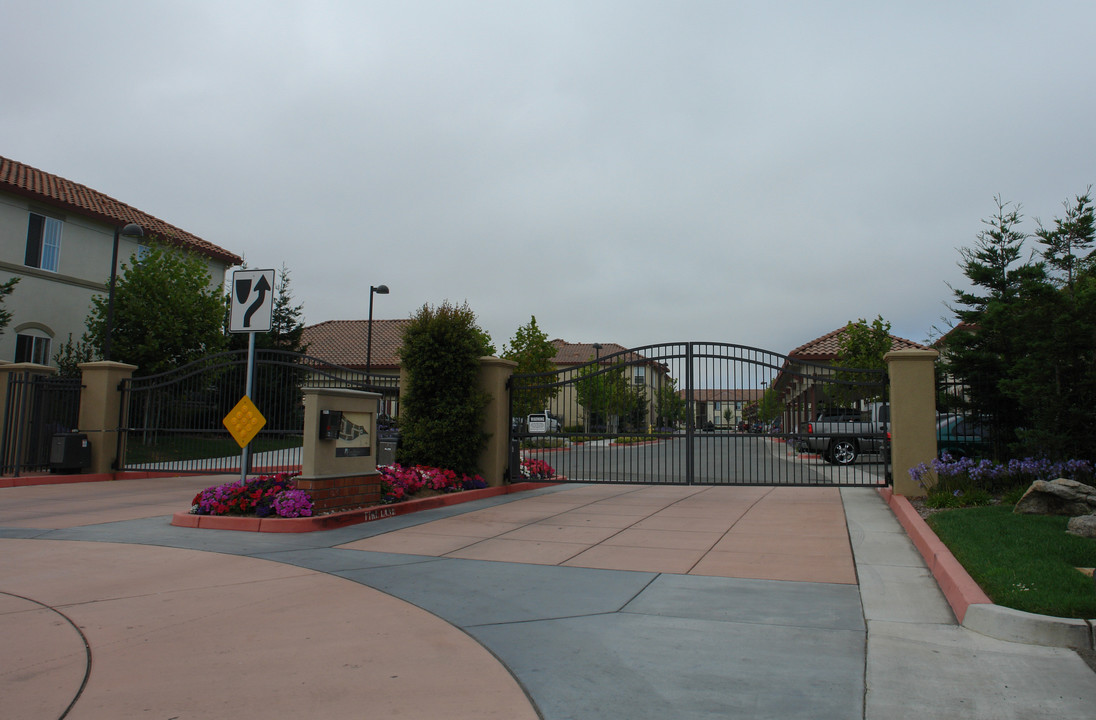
[714, 402, 721, 412]
[634, 366, 646, 385]
[25, 213, 63, 272]
[136, 243, 151, 262]
[15, 334, 51, 365]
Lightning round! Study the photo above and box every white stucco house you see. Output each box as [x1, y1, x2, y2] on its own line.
[0, 156, 242, 366]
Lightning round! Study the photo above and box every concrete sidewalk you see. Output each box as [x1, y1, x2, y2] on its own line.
[1, 477, 1094, 719]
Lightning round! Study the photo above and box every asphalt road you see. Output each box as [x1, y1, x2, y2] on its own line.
[526, 434, 888, 486]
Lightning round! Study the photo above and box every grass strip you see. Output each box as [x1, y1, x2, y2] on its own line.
[927, 505, 1096, 618]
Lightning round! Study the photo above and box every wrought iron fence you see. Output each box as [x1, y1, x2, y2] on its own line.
[935, 365, 1016, 462]
[510, 342, 890, 486]
[119, 349, 398, 474]
[1, 372, 82, 476]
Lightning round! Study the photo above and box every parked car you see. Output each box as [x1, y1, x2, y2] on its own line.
[527, 411, 562, 433]
[799, 402, 890, 465]
[936, 414, 989, 459]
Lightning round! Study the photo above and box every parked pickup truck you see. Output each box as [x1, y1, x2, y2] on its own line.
[798, 403, 890, 465]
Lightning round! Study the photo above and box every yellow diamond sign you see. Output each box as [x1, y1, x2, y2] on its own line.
[223, 396, 266, 448]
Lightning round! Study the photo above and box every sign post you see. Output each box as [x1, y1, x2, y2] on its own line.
[227, 269, 275, 481]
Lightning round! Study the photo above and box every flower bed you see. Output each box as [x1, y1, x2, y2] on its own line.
[190, 473, 314, 518]
[378, 464, 488, 504]
[519, 458, 555, 480]
[910, 455, 1095, 507]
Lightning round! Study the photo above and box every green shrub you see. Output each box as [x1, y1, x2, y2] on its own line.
[396, 301, 492, 475]
[521, 438, 565, 449]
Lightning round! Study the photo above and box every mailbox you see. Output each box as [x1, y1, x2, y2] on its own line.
[318, 409, 342, 440]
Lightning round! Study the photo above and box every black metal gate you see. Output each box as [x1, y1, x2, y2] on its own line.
[1, 372, 82, 476]
[509, 342, 889, 486]
[118, 349, 398, 474]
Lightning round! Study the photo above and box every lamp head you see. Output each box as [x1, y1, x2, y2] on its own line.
[120, 223, 144, 238]
[372, 284, 390, 295]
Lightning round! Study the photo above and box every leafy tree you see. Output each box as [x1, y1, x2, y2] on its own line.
[756, 387, 784, 424]
[575, 359, 629, 432]
[85, 241, 226, 376]
[397, 301, 492, 474]
[831, 315, 892, 405]
[502, 316, 558, 418]
[655, 378, 686, 428]
[622, 383, 649, 432]
[0, 277, 18, 334]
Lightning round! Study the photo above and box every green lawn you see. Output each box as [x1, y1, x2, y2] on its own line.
[928, 505, 1096, 618]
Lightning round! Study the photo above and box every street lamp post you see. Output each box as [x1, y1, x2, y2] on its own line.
[365, 284, 390, 381]
[104, 223, 144, 361]
[588, 343, 603, 432]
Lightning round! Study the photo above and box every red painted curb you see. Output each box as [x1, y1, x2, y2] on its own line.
[878, 488, 991, 623]
[0, 470, 201, 488]
[171, 481, 560, 533]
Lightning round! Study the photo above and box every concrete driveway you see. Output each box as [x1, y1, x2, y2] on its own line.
[1, 477, 1094, 719]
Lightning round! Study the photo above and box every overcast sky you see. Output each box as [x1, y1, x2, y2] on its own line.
[4, 1, 1094, 355]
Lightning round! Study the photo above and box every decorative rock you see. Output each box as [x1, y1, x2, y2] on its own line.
[1066, 514, 1096, 538]
[1013, 478, 1096, 516]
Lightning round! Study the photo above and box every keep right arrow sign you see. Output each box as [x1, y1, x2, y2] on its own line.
[229, 269, 275, 333]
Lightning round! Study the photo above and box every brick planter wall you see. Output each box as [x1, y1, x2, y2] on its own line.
[295, 474, 382, 513]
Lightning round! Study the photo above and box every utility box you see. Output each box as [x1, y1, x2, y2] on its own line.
[378, 439, 397, 467]
[50, 433, 91, 473]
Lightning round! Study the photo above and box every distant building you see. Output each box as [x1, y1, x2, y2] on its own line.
[0, 156, 241, 366]
[772, 326, 930, 427]
[300, 319, 412, 415]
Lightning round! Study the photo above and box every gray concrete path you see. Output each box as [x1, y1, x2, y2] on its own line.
[1, 478, 1094, 719]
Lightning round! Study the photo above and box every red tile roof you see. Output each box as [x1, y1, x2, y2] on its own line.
[789, 326, 929, 362]
[0, 156, 241, 265]
[550, 339, 638, 365]
[302, 319, 412, 370]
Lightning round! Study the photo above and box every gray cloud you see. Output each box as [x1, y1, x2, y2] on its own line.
[3, 0, 1093, 354]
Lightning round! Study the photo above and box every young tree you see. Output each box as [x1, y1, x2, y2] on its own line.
[0, 277, 18, 335]
[831, 316, 892, 405]
[502, 316, 558, 418]
[575, 360, 629, 432]
[396, 301, 492, 474]
[655, 378, 686, 429]
[1034, 188, 1095, 293]
[53, 333, 94, 378]
[85, 241, 226, 376]
[756, 387, 785, 425]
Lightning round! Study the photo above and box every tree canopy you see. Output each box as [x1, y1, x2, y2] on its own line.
[85, 241, 226, 375]
[396, 301, 492, 474]
[502, 315, 559, 418]
[831, 315, 891, 405]
[0, 277, 18, 335]
[944, 190, 1096, 460]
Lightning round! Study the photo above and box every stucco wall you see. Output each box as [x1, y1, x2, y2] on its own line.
[0, 190, 231, 366]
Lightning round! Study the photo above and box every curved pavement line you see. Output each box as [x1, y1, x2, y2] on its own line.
[0, 591, 91, 720]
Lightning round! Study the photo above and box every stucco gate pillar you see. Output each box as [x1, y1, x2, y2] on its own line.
[78, 361, 138, 475]
[885, 349, 939, 497]
[478, 356, 517, 487]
